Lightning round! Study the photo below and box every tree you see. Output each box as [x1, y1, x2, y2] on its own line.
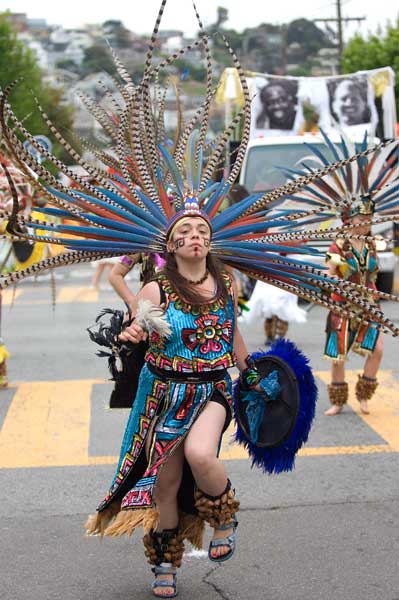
[102, 20, 132, 49]
[82, 43, 117, 76]
[342, 18, 399, 114]
[287, 19, 333, 57]
[0, 13, 75, 163]
[215, 7, 228, 29]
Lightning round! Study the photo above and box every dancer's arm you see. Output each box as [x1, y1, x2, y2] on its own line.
[231, 276, 252, 372]
[109, 254, 140, 310]
[231, 275, 265, 391]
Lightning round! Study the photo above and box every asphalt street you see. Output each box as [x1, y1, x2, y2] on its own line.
[0, 265, 398, 600]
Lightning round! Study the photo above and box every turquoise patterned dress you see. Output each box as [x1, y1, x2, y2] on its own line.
[95, 272, 236, 527]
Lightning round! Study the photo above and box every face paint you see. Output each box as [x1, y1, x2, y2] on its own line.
[173, 237, 185, 250]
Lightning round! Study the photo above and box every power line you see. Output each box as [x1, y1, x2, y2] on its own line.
[313, 0, 365, 72]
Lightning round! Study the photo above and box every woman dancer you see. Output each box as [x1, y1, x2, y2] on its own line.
[324, 210, 384, 415]
[87, 204, 260, 596]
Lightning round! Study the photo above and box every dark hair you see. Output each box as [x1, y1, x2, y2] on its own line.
[327, 77, 371, 124]
[140, 253, 157, 285]
[259, 79, 298, 105]
[161, 253, 229, 306]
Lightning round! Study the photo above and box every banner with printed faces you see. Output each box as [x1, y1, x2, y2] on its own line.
[249, 67, 396, 140]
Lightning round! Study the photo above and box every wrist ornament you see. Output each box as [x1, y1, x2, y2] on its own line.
[240, 366, 260, 389]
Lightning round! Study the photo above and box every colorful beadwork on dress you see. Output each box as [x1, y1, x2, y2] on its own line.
[182, 314, 232, 354]
[97, 271, 235, 513]
[157, 272, 232, 315]
[325, 239, 380, 360]
[122, 476, 157, 509]
[145, 273, 236, 371]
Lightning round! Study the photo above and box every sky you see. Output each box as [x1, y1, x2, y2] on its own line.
[1, 0, 398, 40]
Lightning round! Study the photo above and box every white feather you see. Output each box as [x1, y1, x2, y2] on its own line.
[135, 299, 172, 338]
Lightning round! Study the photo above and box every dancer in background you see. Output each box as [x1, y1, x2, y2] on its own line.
[91, 256, 119, 289]
[323, 211, 384, 415]
[0, 290, 9, 388]
[241, 280, 307, 345]
[279, 131, 399, 416]
[105, 253, 165, 409]
[108, 253, 165, 310]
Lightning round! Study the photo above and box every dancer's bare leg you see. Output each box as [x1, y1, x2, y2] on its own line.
[359, 334, 384, 414]
[146, 422, 185, 596]
[363, 334, 384, 379]
[185, 401, 231, 559]
[92, 263, 106, 288]
[153, 446, 185, 530]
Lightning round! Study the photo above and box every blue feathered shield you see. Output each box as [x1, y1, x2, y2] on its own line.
[233, 338, 318, 474]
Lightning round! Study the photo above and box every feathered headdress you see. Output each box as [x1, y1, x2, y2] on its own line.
[278, 129, 399, 224]
[1, 1, 399, 336]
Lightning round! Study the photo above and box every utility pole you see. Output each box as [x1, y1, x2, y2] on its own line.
[313, 0, 365, 73]
[336, 0, 343, 64]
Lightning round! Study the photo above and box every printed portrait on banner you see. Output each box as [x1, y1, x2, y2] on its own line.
[326, 75, 379, 134]
[252, 77, 303, 136]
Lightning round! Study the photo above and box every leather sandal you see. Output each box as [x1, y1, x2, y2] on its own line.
[208, 518, 238, 563]
[152, 564, 177, 598]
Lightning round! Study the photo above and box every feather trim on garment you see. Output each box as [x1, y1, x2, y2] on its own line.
[136, 298, 171, 338]
[85, 501, 121, 538]
[103, 507, 160, 537]
[325, 252, 351, 276]
[179, 513, 205, 549]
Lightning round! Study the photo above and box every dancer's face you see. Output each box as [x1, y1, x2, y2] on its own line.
[168, 217, 211, 260]
[350, 213, 371, 235]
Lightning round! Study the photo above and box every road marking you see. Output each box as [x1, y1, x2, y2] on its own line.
[316, 370, 399, 451]
[0, 380, 101, 468]
[1, 285, 109, 305]
[0, 371, 398, 469]
[2, 289, 22, 304]
[56, 286, 98, 303]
